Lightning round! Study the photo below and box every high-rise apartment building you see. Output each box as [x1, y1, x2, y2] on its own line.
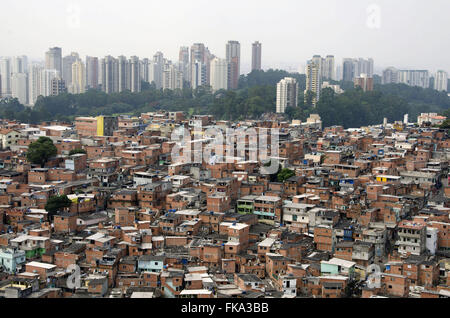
[152, 52, 164, 89]
[11, 73, 28, 105]
[40, 69, 60, 97]
[50, 77, 66, 96]
[62, 52, 80, 87]
[434, 70, 448, 92]
[162, 61, 183, 91]
[0, 57, 11, 97]
[70, 59, 86, 94]
[190, 43, 212, 87]
[130, 56, 141, 93]
[191, 43, 206, 65]
[28, 64, 43, 105]
[252, 41, 262, 71]
[179, 46, 190, 84]
[342, 58, 355, 82]
[101, 56, 119, 94]
[276, 77, 298, 113]
[342, 58, 374, 81]
[86, 56, 99, 89]
[210, 57, 229, 92]
[336, 65, 342, 81]
[118, 55, 128, 92]
[11, 56, 28, 74]
[323, 55, 336, 81]
[226, 41, 240, 89]
[305, 60, 321, 107]
[397, 70, 430, 88]
[354, 74, 374, 92]
[191, 60, 207, 89]
[382, 67, 398, 84]
[140, 58, 150, 83]
[45, 47, 62, 75]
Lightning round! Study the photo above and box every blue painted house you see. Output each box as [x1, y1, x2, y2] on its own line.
[138, 255, 166, 273]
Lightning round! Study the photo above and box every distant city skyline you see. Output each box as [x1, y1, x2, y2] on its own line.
[1, 0, 449, 74]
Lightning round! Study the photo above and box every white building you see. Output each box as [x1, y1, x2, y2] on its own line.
[11, 56, 28, 74]
[11, 73, 28, 105]
[129, 56, 141, 93]
[426, 227, 438, 255]
[382, 67, 398, 84]
[322, 81, 344, 94]
[276, 77, 298, 113]
[0, 57, 11, 97]
[45, 47, 62, 75]
[85, 56, 99, 89]
[191, 60, 206, 89]
[162, 61, 183, 91]
[40, 69, 60, 97]
[324, 55, 336, 80]
[434, 70, 448, 92]
[62, 52, 80, 87]
[305, 60, 321, 107]
[210, 57, 228, 92]
[69, 59, 86, 94]
[226, 41, 240, 89]
[417, 113, 447, 126]
[28, 64, 43, 106]
[397, 70, 430, 88]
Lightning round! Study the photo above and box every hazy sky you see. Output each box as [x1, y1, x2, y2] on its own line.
[1, 0, 449, 74]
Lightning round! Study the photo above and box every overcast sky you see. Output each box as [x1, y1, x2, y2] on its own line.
[1, 0, 449, 74]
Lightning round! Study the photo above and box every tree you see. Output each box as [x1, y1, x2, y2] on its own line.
[440, 119, 450, 129]
[26, 137, 57, 167]
[68, 148, 87, 156]
[277, 168, 295, 182]
[45, 195, 72, 220]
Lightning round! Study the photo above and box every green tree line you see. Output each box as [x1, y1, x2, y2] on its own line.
[0, 69, 448, 128]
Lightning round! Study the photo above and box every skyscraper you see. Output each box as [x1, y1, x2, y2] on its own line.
[305, 60, 321, 107]
[434, 70, 448, 92]
[191, 60, 207, 90]
[0, 57, 11, 97]
[382, 67, 398, 84]
[140, 58, 150, 83]
[323, 55, 335, 81]
[190, 43, 208, 87]
[50, 77, 66, 96]
[118, 55, 128, 92]
[210, 57, 229, 92]
[11, 73, 28, 105]
[101, 56, 119, 94]
[276, 77, 298, 113]
[130, 56, 141, 93]
[62, 52, 80, 87]
[86, 56, 99, 89]
[354, 74, 374, 92]
[226, 41, 240, 89]
[162, 61, 183, 91]
[45, 47, 62, 74]
[29, 64, 43, 105]
[179, 46, 190, 84]
[40, 69, 60, 97]
[342, 58, 355, 82]
[70, 59, 86, 94]
[152, 52, 164, 89]
[190, 43, 206, 65]
[397, 70, 430, 88]
[252, 41, 262, 71]
[342, 58, 374, 81]
[11, 56, 28, 74]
